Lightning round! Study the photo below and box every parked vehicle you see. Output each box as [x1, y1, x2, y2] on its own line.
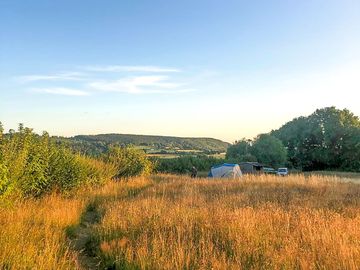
[277, 168, 288, 176]
[263, 167, 277, 174]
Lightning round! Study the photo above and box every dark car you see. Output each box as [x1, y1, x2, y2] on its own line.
[263, 167, 277, 174]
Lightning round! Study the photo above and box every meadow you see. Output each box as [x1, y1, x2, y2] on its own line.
[1, 174, 360, 269]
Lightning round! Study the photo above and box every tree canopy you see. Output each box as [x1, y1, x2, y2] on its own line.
[226, 107, 360, 172]
[251, 134, 288, 168]
[226, 135, 287, 168]
[272, 107, 360, 171]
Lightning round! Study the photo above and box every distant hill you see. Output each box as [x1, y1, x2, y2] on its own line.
[54, 133, 230, 157]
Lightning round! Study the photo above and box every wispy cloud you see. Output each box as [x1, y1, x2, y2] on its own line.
[88, 75, 192, 94]
[31, 87, 90, 96]
[83, 65, 181, 73]
[17, 72, 86, 82]
[19, 65, 195, 96]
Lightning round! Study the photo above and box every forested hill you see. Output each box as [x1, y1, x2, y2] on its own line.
[55, 134, 230, 156]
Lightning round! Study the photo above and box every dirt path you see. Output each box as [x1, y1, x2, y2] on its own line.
[68, 181, 155, 269]
[68, 200, 103, 269]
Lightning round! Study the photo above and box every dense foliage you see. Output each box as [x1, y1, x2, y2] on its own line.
[0, 123, 154, 198]
[272, 107, 360, 171]
[225, 139, 257, 162]
[104, 147, 153, 178]
[251, 134, 288, 168]
[155, 156, 224, 174]
[226, 107, 360, 172]
[226, 135, 288, 168]
[0, 124, 115, 197]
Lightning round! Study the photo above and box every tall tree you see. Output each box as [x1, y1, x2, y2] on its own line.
[272, 107, 360, 171]
[251, 134, 287, 168]
[226, 139, 256, 162]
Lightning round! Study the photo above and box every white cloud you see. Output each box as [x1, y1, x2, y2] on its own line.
[88, 75, 193, 94]
[31, 87, 90, 96]
[18, 65, 195, 95]
[17, 72, 86, 82]
[83, 65, 181, 73]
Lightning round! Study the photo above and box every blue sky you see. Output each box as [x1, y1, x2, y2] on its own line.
[1, 0, 359, 142]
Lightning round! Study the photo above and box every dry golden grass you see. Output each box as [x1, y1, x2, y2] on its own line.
[1, 174, 360, 269]
[0, 177, 153, 270]
[95, 174, 360, 269]
[0, 195, 85, 269]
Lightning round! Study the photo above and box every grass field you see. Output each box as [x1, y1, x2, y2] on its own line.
[1, 174, 360, 269]
[304, 171, 360, 181]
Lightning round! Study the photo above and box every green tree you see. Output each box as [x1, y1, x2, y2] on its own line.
[339, 127, 360, 171]
[226, 139, 257, 162]
[251, 134, 287, 168]
[272, 107, 360, 171]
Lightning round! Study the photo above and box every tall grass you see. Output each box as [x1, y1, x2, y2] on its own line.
[95, 174, 360, 269]
[0, 195, 85, 269]
[1, 174, 360, 269]
[0, 178, 154, 270]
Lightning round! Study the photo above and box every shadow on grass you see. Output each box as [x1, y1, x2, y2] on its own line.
[66, 198, 104, 269]
[66, 182, 155, 269]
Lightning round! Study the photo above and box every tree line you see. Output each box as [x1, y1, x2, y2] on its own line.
[159, 107, 360, 174]
[226, 107, 360, 171]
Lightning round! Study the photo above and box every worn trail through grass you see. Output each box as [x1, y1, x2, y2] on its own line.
[67, 200, 103, 269]
[67, 177, 155, 269]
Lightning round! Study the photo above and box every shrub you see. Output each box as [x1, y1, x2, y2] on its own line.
[105, 147, 153, 178]
[0, 163, 9, 195]
[0, 124, 120, 198]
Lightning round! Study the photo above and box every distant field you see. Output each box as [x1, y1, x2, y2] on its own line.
[147, 153, 180, 159]
[305, 170, 360, 178]
[1, 174, 360, 269]
[303, 171, 360, 182]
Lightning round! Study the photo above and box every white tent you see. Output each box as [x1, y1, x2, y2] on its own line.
[208, 163, 243, 179]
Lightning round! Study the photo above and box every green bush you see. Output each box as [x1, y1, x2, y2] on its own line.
[105, 146, 153, 178]
[0, 123, 123, 198]
[0, 163, 10, 195]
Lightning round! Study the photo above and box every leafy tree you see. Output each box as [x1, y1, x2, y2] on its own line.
[338, 127, 360, 171]
[251, 134, 287, 168]
[272, 107, 360, 171]
[226, 139, 257, 162]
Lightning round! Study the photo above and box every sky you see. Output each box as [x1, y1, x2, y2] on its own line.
[1, 0, 360, 142]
